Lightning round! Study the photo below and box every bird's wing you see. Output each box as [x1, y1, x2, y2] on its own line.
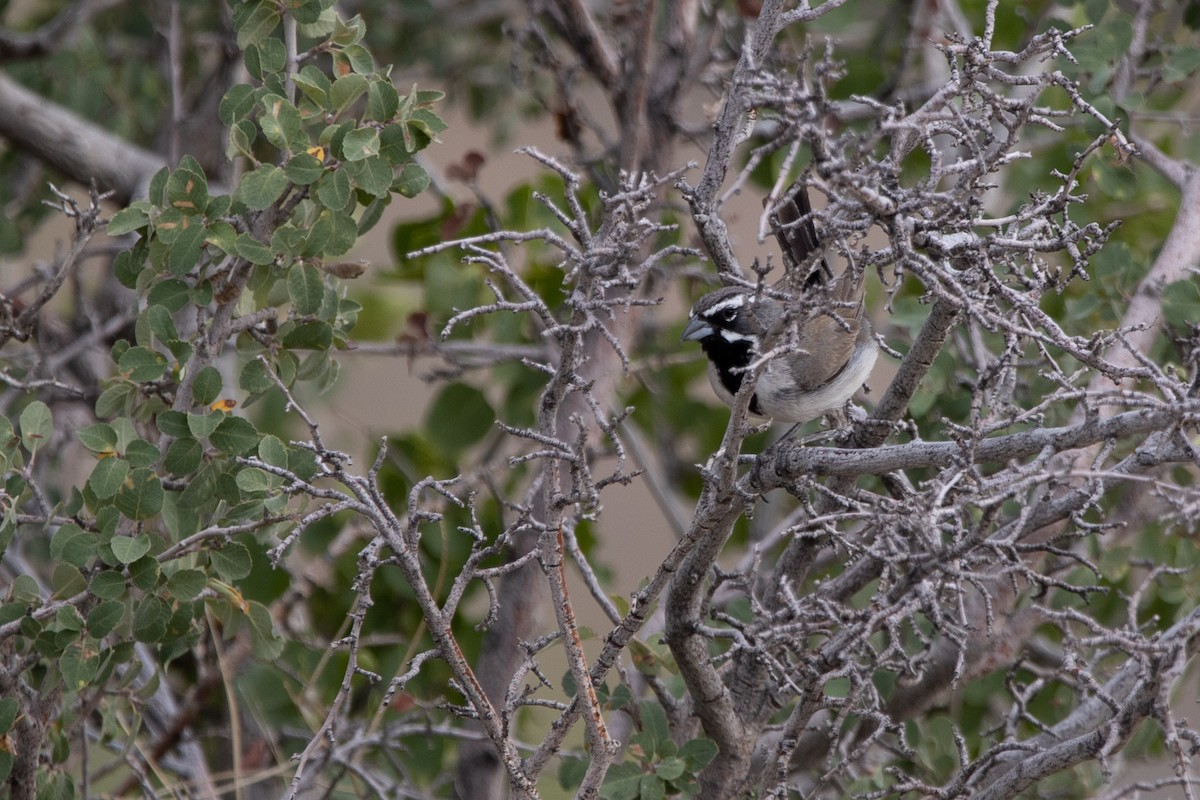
[770, 183, 869, 390]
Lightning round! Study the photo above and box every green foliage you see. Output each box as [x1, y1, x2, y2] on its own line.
[0, 2, 447, 794]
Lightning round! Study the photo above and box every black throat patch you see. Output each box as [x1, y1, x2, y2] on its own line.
[699, 333, 764, 415]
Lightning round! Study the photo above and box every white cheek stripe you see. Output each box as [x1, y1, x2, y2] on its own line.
[719, 329, 755, 343]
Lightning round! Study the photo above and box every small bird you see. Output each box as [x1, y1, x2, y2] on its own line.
[681, 185, 878, 424]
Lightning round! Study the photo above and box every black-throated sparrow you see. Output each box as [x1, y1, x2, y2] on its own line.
[681, 185, 878, 424]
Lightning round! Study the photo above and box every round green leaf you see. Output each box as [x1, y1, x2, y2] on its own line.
[284, 152, 325, 185]
[238, 163, 290, 211]
[315, 169, 351, 211]
[148, 278, 191, 312]
[132, 594, 170, 642]
[288, 263, 325, 315]
[167, 569, 207, 601]
[239, 358, 275, 393]
[87, 600, 126, 639]
[193, 366, 224, 406]
[341, 127, 380, 162]
[0, 697, 17, 733]
[210, 541, 252, 581]
[50, 524, 98, 568]
[124, 439, 160, 468]
[394, 162, 430, 198]
[89, 570, 127, 600]
[114, 469, 164, 521]
[109, 534, 152, 565]
[76, 423, 117, 454]
[235, 467, 271, 495]
[118, 347, 169, 383]
[426, 383, 494, 452]
[18, 401, 52, 454]
[210, 416, 259, 455]
[165, 436, 203, 476]
[88, 457, 129, 500]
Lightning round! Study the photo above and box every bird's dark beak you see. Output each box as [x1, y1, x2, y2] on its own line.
[681, 317, 713, 342]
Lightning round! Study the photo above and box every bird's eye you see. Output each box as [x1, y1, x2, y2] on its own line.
[721, 308, 737, 323]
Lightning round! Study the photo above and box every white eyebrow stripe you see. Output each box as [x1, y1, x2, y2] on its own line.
[704, 294, 746, 316]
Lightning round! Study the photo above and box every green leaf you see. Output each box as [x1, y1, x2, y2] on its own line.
[288, 264, 325, 315]
[308, 209, 357, 257]
[426, 383, 494, 452]
[156, 410, 191, 437]
[600, 763, 644, 800]
[124, 439, 160, 467]
[50, 525, 97, 568]
[235, 234, 276, 265]
[235, 467, 271, 495]
[640, 699, 669, 747]
[108, 204, 151, 236]
[114, 469, 164, 521]
[246, 38, 286, 77]
[210, 542, 253, 581]
[639, 774, 665, 800]
[346, 155, 391, 197]
[239, 359, 275, 393]
[316, 169, 351, 211]
[238, 164, 290, 211]
[166, 164, 209, 214]
[148, 279, 190, 312]
[1163, 278, 1200, 327]
[282, 320, 333, 350]
[95, 382, 134, 419]
[110, 534, 152, 565]
[394, 162, 430, 198]
[210, 416, 260, 455]
[679, 737, 719, 769]
[164, 437, 203, 476]
[234, 0, 280, 48]
[52, 562, 87, 597]
[90, 570, 127, 600]
[10, 574, 39, 603]
[77, 423, 117, 454]
[655, 756, 686, 782]
[87, 600, 126, 638]
[219, 83, 257, 125]
[0, 696, 18, 733]
[294, 65, 331, 106]
[19, 401, 52, 454]
[118, 347, 169, 382]
[88, 457, 129, 500]
[193, 366, 224, 406]
[142, 304, 179, 343]
[340, 43, 374, 74]
[166, 221, 206, 277]
[128, 555, 161, 592]
[330, 74, 369, 115]
[206, 220, 239, 255]
[284, 152, 325, 185]
[258, 435, 289, 468]
[367, 80, 400, 121]
[247, 600, 284, 659]
[341, 127, 380, 161]
[187, 412, 225, 440]
[259, 93, 305, 152]
[407, 107, 447, 143]
[132, 595, 170, 642]
[167, 569, 207, 601]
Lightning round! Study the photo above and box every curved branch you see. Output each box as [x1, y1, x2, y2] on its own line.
[0, 73, 166, 204]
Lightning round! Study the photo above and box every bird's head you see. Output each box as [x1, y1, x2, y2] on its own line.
[681, 287, 765, 347]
